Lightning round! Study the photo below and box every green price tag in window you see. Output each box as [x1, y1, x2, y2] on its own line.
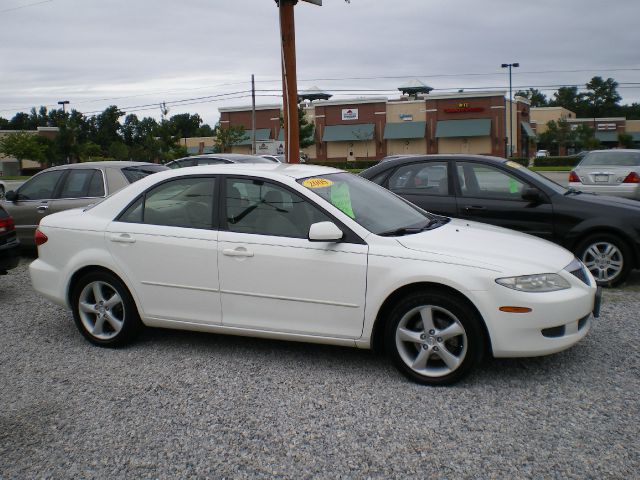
[330, 183, 355, 219]
[508, 178, 519, 194]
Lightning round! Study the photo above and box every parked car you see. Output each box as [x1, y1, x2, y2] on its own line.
[165, 154, 274, 168]
[1, 161, 167, 246]
[0, 204, 20, 275]
[30, 164, 598, 386]
[0, 179, 7, 198]
[569, 149, 640, 200]
[535, 150, 550, 158]
[360, 154, 640, 286]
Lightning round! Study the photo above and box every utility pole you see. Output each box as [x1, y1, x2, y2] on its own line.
[251, 74, 256, 155]
[277, 0, 300, 163]
[501, 62, 519, 157]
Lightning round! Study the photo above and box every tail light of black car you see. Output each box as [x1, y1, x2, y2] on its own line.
[0, 216, 15, 233]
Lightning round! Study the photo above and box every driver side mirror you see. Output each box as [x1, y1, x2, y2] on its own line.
[4, 190, 18, 202]
[308, 221, 344, 242]
[521, 187, 544, 203]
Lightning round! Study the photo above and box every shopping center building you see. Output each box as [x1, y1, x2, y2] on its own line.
[214, 85, 535, 162]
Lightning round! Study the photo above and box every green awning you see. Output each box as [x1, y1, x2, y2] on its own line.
[631, 132, 640, 141]
[521, 121, 536, 138]
[235, 128, 272, 145]
[383, 121, 426, 140]
[322, 124, 375, 142]
[435, 119, 491, 138]
[595, 132, 618, 142]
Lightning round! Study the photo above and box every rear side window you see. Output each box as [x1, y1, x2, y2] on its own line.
[119, 177, 216, 230]
[59, 169, 105, 198]
[580, 151, 640, 167]
[388, 162, 449, 195]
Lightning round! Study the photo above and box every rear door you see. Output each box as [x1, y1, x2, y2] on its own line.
[453, 161, 555, 240]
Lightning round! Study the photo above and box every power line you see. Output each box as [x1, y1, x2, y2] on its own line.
[0, 0, 52, 14]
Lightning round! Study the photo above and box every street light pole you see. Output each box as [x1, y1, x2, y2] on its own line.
[57, 100, 70, 113]
[501, 63, 519, 157]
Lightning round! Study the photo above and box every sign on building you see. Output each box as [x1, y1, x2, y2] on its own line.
[342, 109, 359, 121]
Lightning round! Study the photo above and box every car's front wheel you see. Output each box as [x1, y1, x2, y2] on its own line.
[71, 271, 142, 347]
[385, 291, 484, 386]
[575, 233, 632, 287]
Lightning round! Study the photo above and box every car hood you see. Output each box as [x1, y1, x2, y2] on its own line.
[565, 191, 640, 211]
[395, 218, 574, 274]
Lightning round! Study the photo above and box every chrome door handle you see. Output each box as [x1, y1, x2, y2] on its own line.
[109, 234, 136, 244]
[223, 248, 254, 257]
[36, 205, 49, 213]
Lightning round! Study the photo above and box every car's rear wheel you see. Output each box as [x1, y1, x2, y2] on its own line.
[576, 234, 632, 287]
[71, 271, 142, 347]
[385, 291, 484, 386]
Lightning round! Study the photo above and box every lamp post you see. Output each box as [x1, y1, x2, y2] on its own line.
[501, 63, 519, 157]
[57, 100, 70, 113]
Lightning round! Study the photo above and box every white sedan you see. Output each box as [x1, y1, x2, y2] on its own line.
[30, 164, 600, 385]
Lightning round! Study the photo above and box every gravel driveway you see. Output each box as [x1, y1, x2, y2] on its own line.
[1, 259, 638, 479]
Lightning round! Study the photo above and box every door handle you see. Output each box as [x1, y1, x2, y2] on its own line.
[464, 205, 486, 212]
[223, 248, 254, 257]
[36, 205, 49, 213]
[109, 233, 136, 244]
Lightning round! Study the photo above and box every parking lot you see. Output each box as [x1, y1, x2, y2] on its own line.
[0, 257, 638, 478]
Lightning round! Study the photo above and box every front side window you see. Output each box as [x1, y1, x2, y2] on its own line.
[18, 170, 65, 200]
[59, 169, 105, 198]
[119, 177, 215, 229]
[299, 173, 433, 235]
[388, 162, 449, 195]
[457, 162, 527, 200]
[226, 178, 331, 238]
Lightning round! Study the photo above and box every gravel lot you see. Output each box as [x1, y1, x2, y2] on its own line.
[1, 258, 639, 479]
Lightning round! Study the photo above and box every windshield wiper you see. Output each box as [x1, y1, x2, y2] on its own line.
[564, 188, 583, 195]
[378, 219, 438, 237]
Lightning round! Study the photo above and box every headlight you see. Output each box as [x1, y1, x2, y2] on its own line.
[495, 273, 570, 292]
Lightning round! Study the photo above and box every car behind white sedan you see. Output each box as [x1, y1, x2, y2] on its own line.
[30, 164, 600, 385]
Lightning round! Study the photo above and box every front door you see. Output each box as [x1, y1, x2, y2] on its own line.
[218, 177, 368, 339]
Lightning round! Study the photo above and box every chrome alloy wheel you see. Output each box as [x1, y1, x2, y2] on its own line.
[581, 241, 623, 283]
[395, 305, 467, 378]
[78, 281, 125, 340]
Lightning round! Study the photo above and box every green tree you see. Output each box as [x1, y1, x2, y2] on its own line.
[8, 112, 31, 130]
[549, 86, 587, 114]
[618, 133, 634, 149]
[583, 76, 622, 118]
[537, 119, 575, 155]
[108, 141, 129, 160]
[0, 131, 47, 171]
[515, 88, 548, 107]
[213, 123, 246, 153]
[170, 113, 203, 138]
[298, 104, 315, 149]
[92, 106, 124, 152]
[573, 124, 598, 151]
[0, 117, 9, 129]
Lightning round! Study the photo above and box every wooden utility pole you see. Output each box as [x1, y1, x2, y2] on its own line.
[278, 0, 300, 163]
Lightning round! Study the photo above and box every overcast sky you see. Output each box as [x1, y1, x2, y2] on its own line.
[1, 0, 639, 126]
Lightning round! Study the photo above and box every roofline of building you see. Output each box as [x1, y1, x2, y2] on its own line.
[567, 117, 627, 122]
[219, 104, 282, 113]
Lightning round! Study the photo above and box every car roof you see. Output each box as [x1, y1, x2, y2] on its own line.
[44, 161, 161, 171]
[149, 163, 342, 181]
[377, 154, 509, 167]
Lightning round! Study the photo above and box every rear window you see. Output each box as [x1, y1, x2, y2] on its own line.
[121, 165, 168, 183]
[580, 151, 640, 167]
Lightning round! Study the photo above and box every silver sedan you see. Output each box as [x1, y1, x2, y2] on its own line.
[569, 149, 640, 199]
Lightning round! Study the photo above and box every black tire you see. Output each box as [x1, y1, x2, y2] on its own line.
[575, 233, 633, 287]
[384, 291, 485, 386]
[71, 270, 142, 347]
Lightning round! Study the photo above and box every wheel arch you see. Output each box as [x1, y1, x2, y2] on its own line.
[369, 281, 492, 357]
[67, 265, 132, 307]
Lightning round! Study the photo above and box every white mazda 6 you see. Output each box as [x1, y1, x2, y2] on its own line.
[30, 164, 601, 385]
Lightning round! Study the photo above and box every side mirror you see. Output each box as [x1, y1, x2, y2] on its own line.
[521, 187, 544, 203]
[308, 221, 344, 242]
[4, 190, 17, 202]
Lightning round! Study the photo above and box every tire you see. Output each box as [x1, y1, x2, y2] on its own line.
[71, 271, 142, 347]
[0, 184, 5, 198]
[575, 234, 632, 287]
[384, 291, 485, 386]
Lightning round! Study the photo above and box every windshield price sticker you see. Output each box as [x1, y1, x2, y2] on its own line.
[303, 178, 334, 189]
[505, 161, 523, 169]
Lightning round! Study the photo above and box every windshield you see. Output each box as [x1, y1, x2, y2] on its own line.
[580, 151, 640, 167]
[298, 172, 434, 235]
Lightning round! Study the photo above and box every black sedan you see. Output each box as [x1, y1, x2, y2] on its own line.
[0, 204, 20, 275]
[361, 154, 640, 286]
